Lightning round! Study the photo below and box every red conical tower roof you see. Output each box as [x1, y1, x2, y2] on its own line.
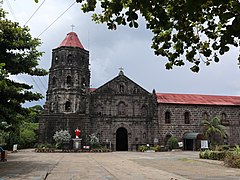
[59, 32, 84, 49]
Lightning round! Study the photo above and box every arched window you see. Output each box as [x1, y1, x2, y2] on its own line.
[118, 102, 126, 115]
[165, 111, 171, 124]
[143, 132, 146, 139]
[67, 54, 73, 63]
[96, 105, 102, 116]
[184, 112, 190, 124]
[221, 112, 229, 126]
[141, 105, 148, 116]
[65, 101, 71, 111]
[50, 102, 54, 112]
[203, 112, 209, 121]
[66, 75, 72, 85]
[52, 76, 56, 86]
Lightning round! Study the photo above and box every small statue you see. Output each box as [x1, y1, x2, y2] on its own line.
[75, 128, 81, 138]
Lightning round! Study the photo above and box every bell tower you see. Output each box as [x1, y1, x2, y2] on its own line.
[45, 32, 90, 114]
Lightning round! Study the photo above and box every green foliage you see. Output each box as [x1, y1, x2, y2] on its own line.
[202, 117, 227, 146]
[224, 152, 240, 168]
[25, 105, 43, 123]
[199, 150, 227, 161]
[18, 122, 38, 149]
[76, 0, 240, 72]
[233, 144, 240, 155]
[138, 145, 148, 152]
[53, 130, 71, 148]
[35, 143, 55, 153]
[214, 144, 230, 151]
[0, 129, 9, 146]
[138, 145, 160, 152]
[167, 136, 179, 150]
[0, 8, 47, 148]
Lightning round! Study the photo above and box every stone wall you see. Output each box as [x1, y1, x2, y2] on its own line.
[158, 103, 240, 146]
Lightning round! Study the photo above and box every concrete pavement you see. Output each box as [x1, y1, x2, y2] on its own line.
[0, 150, 240, 180]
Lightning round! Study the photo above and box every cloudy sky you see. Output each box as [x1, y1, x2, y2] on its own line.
[2, 0, 240, 107]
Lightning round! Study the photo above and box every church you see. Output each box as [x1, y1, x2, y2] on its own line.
[39, 32, 240, 151]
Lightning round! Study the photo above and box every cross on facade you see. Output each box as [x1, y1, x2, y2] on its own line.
[119, 67, 124, 71]
[71, 24, 75, 32]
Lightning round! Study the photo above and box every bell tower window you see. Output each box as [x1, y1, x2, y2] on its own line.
[50, 102, 54, 112]
[52, 76, 56, 86]
[66, 75, 72, 85]
[67, 54, 73, 63]
[65, 101, 71, 111]
[81, 78, 86, 87]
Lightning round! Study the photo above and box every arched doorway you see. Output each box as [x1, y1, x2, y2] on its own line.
[116, 127, 128, 151]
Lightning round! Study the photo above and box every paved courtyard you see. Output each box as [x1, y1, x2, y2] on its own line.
[1, 150, 240, 180]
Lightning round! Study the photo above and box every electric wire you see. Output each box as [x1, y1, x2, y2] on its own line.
[5, 0, 17, 21]
[38, 76, 47, 90]
[29, 76, 45, 94]
[37, 1, 76, 38]
[4, 1, 76, 96]
[24, 0, 47, 26]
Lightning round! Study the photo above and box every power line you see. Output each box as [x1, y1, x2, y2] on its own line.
[24, 0, 46, 26]
[5, 0, 17, 21]
[37, 1, 76, 38]
[37, 76, 47, 90]
[29, 76, 45, 94]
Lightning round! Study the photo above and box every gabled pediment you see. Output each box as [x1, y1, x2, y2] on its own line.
[91, 71, 150, 95]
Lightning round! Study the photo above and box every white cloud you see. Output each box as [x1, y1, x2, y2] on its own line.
[2, 0, 240, 108]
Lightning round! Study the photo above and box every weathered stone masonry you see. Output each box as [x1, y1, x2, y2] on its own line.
[39, 32, 240, 150]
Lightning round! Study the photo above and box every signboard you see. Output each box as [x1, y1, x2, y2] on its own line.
[178, 142, 183, 148]
[201, 140, 209, 149]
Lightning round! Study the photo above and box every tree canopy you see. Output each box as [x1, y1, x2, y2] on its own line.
[202, 117, 227, 146]
[75, 0, 240, 72]
[0, 8, 47, 129]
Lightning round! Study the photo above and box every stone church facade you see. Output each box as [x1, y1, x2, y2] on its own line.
[39, 32, 240, 151]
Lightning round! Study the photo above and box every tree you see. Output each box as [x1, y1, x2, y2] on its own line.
[202, 117, 227, 146]
[73, 0, 240, 72]
[0, 8, 47, 142]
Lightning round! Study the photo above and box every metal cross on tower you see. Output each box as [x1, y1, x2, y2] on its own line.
[71, 24, 75, 32]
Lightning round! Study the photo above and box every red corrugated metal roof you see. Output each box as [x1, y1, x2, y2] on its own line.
[89, 88, 96, 92]
[156, 93, 240, 106]
[59, 32, 84, 49]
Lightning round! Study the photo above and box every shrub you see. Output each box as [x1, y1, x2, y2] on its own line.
[199, 150, 227, 161]
[233, 144, 240, 155]
[154, 145, 161, 152]
[138, 145, 147, 152]
[53, 130, 71, 148]
[167, 136, 178, 150]
[214, 145, 230, 151]
[224, 152, 240, 168]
